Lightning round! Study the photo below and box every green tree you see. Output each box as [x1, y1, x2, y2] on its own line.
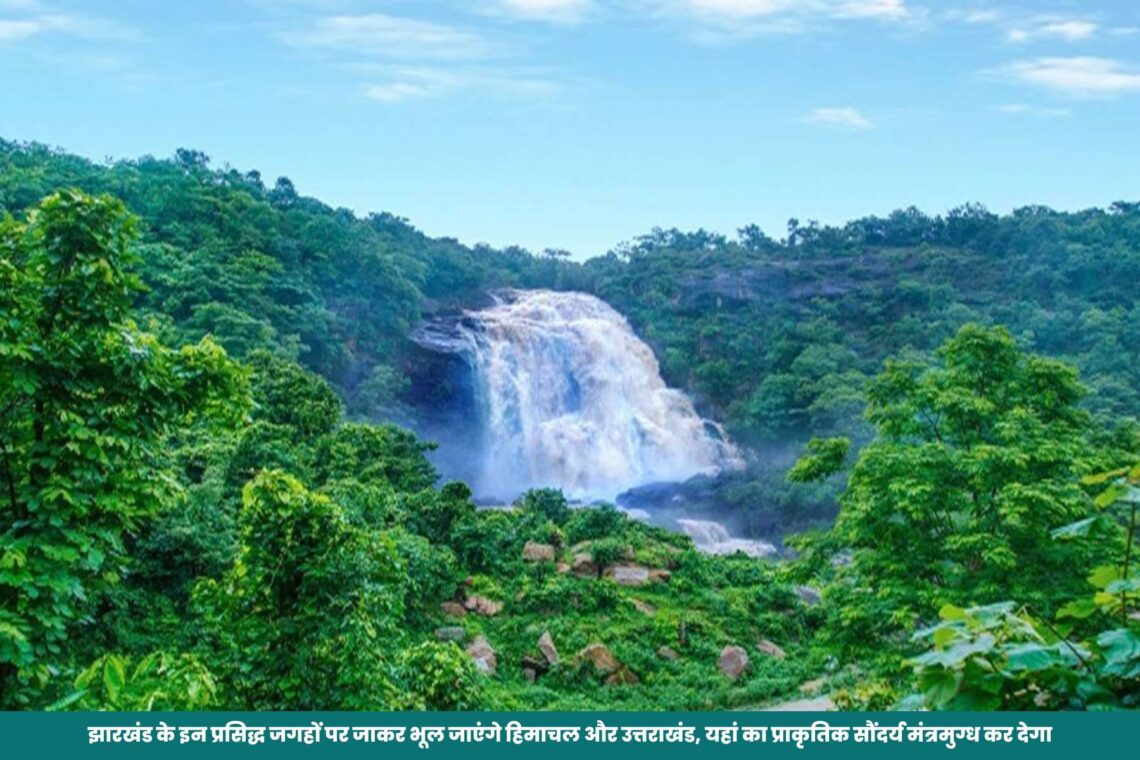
[828, 325, 1108, 643]
[0, 191, 247, 706]
[193, 471, 405, 710]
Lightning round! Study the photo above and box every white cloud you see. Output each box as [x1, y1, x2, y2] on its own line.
[1000, 57, 1140, 97]
[1039, 20, 1097, 40]
[659, 0, 915, 27]
[0, 11, 135, 42]
[1008, 18, 1097, 43]
[494, 0, 593, 24]
[364, 66, 559, 103]
[685, 0, 795, 18]
[0, 18, 37, 39]
[285, 14, 489, 60]
[993, 103, 1071, 118]
[364, 81, 432, 102]
[832, 0, 908, 20]
[954, 9, 1001, 25]
[279, 10, 573, 104]
[804, 106, 874, 129]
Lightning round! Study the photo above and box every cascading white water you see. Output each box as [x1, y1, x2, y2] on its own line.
[676, 519, 777, 558]
[457, 290, 735, 501]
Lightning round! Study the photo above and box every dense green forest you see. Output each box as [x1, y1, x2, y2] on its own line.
[1, 140, 1138, 710]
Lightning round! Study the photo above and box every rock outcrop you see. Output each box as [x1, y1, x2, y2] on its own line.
[717, 645, 749, 680]
[538, 631, 559, 666]
[466, 636, 496, 675]
[464, 595, 503, 617]
[756, 639, 786, 660]
[606, 565, 651, 586]
[440, 601, 466, 617]
[579, 643, 620, 676]
[523, 541, 556, 562]
[571, 553, 598, 578]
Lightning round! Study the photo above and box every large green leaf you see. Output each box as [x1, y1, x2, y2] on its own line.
[1097, 629, 1140, 679]
[1002, 642, 1077, 672]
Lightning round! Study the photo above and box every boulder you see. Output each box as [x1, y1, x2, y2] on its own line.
[607, 565, 650, 586]
[571, 553, 598, 578]
[464, 595, 503, 616]
[556, 562, 571, 574]
[717, 645, 749, 680]
[538, 631, 559, 666]
[434, 626, 466, 643]
[756, 639, 787, 660]
[579, 643, 620, 676]
[521, 654, 549, 675]
[523, 668, 537, 684]
[605, 668, 639, 686]
[648, 569, 672, 583]
[630, 598, 656, 616]
[657, 646, 680, 661]
[440, 601, 466, 618]
[466, 636, 496, 675]
[523, 541, 556, 562]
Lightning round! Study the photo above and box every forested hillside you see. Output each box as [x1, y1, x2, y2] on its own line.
[1, 140, 1138, 711]
[5, 140, 1139, 441]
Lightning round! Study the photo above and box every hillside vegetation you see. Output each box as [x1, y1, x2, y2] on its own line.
[1, 140, 1138, 710]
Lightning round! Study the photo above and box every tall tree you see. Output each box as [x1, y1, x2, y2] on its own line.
[0, 191, 247, 705]
[825, 325, 1112, 643]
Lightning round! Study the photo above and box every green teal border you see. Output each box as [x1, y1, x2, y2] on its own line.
[1, 712, 1131, 758]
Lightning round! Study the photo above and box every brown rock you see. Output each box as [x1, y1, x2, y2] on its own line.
[464, 595, 503, 616]
[556, 562, 571, 574]
[466, 635, 496, 675]
[571, 553, 598, 578]
[521, 654, 549, 675]
[718, 645, 749, 680]
[649, 569, 672, 583]
[523, 541, 556, 562]
[538, 631, 559, 665]
[523, 668, 537, 684]
[580, 643, 620, 676]
[440, 601, 466, 618]
[756, 639, 787, 660]
[657, 646, 680, 661]
[630, 599, 656, 616]
[606, 565, 651, 586]
[605, 668, 639, 686]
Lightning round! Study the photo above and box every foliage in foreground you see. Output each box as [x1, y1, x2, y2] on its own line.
[905, 465, 1140, 710]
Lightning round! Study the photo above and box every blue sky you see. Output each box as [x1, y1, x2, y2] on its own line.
[2, 1, 1139, 257]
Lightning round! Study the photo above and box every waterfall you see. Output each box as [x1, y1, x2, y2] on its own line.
[677, 519, 777, 558]
[438, 290, 736, 501]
